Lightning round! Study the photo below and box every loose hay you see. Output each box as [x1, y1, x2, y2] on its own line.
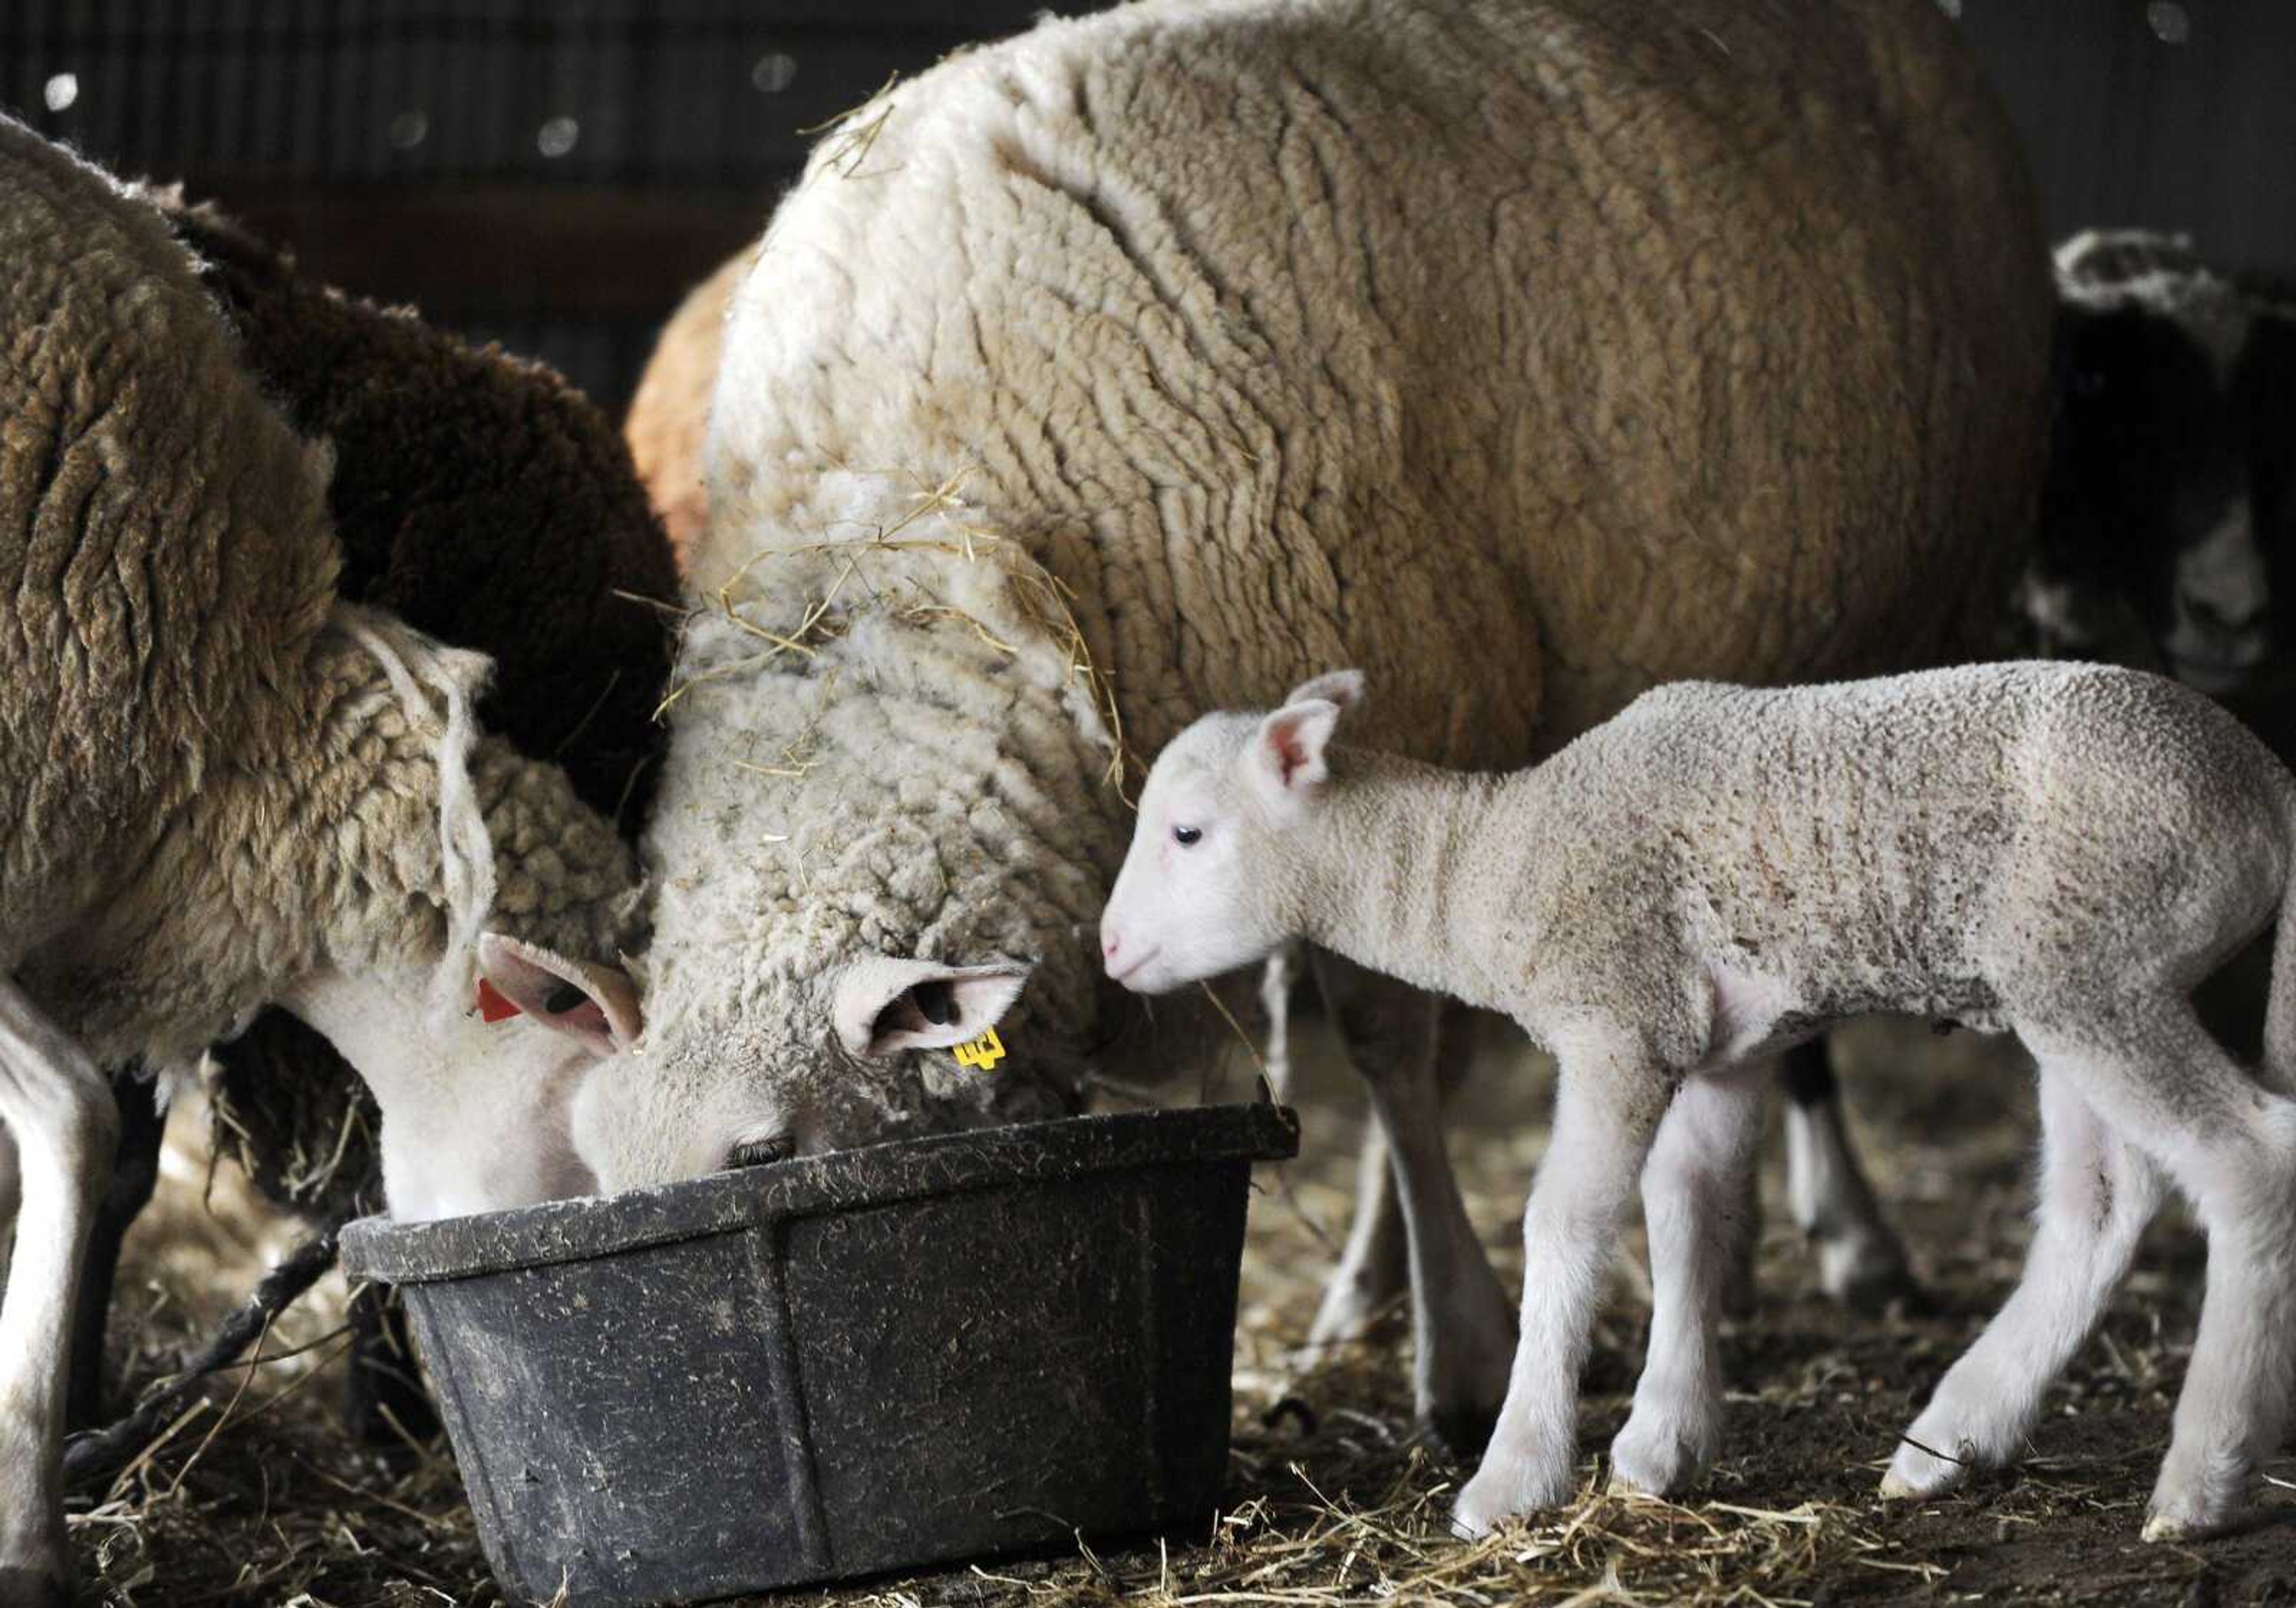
[70, 1019, 2296, 1607]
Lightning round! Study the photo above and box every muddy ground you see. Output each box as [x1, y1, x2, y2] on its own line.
[60, 1010, 2296, 1606]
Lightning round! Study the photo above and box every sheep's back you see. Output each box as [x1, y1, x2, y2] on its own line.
[0, 120, 338, 955]
[703, 0, 2051, 769]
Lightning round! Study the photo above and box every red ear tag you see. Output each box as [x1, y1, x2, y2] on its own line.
[476, 977, 523, 1023]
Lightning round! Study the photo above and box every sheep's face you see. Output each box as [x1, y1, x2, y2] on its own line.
[2038, 301, 2278, 692]
[561, 955, 1035, 1194]
[1101, 671, 1363, 995]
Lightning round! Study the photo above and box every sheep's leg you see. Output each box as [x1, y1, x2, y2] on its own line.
[1881, 1063, 2159, 1500]
[0, 1124, 18, 1268]
[1303, 1004, 1476, 1351]
[1610, 1069, 1766, 1495]
[1454, 1035, 1672, 1535]
[0, 983, 118, 1608]
[1310, 956, 1513, 1450]
[2036, 1007, 2296, 1540]
[65, 1068, 164, 1429]
[1259, 943, 1299, 1102]
[1780, 1039, 1918, 1308]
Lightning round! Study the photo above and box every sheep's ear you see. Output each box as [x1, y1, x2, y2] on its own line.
[1283, 668, 1366, 714]
[1248, 698, 1344, 818]
[477, 933, 643, 1057]
[832, 956, 1031, 1058]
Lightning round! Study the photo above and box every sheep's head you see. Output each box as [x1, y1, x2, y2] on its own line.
[551, 946, 1040, 1194]
[1100, 671, 1364, 996]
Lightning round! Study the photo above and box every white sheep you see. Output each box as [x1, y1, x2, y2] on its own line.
[0, 118, 647, 1605]
[581, 0, 2053, 1450]
[1100, 662, 2296, 1543]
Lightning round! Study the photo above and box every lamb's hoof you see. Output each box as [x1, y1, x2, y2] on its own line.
[1880, 1434, 1973, 1501]
[1608, 1411, 1717, 1498]
[1304, 1279, 1400, 1351]
[2143, 1484, 2245, 1543]
[0, 1566, 69, 1608]
[1451, 1448, 1571, 1539]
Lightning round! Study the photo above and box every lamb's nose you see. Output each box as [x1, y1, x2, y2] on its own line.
[1102, 931, 1122, 962]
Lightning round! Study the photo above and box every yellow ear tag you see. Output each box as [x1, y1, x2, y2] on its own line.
[953, 1027, 1007, 1071]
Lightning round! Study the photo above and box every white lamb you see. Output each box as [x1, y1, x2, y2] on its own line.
[1100, 663, 2296, 1543]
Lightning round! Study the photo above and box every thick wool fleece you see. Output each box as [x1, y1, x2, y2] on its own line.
[131, 195, 675, 1213]
[637, 0, 2053, 1161]
[0, 116, 640, 1077]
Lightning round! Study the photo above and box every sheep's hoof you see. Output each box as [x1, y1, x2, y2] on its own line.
[1451, 1448, 1570, 1538]
[2142, 1492, 2243, 1544]
[0, 1565, 69, 1608]
[1426, 1399, 1502, 1460]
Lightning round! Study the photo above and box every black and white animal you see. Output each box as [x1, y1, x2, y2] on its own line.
[1104, 664, 2296, 1542]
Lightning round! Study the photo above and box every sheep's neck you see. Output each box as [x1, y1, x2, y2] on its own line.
[1284, 751, 1515, 1012]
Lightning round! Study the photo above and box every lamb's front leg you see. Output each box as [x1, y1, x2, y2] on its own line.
[0, 983, 119, 1608]
[1454, 1034, 1673, 1534]
[1609, 1069, 1766, 1496]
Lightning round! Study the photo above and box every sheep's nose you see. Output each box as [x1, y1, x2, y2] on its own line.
[1102, 930, 1122, 962]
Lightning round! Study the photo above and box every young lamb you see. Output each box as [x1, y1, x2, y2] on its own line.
[1101, 664, 2296, 1543]
[0, 117, 648, 1606]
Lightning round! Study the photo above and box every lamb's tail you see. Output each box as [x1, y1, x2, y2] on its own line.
[2267, 779, 2296, 1096]
[340, 603, 500, 1017]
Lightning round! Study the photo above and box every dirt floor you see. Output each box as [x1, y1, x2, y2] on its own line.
[59, 1011, 2296, 1607]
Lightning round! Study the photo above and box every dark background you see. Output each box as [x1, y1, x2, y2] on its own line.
[2, 0, 2290, 412]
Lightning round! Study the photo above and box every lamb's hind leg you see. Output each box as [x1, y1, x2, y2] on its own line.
[0, 983, 119, 1608]
[2048, 1007, 2296, 1540]
[1311, 955, 1514, 1451]
[1882, 1062, 2161, 1499]
[1610, 1068, 1766, 1496]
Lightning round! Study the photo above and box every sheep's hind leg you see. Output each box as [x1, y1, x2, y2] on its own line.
[1882, 1063, 2160, 1500]
[1781, 1039, 1919, 1309]
[2038, 1006, 2296, 1540]
[1610, 1068, 1766, 1496]
[1311, 956, 1513, 1451]
[1455, 1033, 1673, 1535]
[0, 983, 118, 1608]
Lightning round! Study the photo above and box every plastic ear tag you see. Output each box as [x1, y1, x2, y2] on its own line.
[952, 1027, 1007, 1071]
[476, 977, 523, 1024]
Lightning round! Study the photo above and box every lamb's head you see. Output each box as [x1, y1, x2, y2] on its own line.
[1101, 671, 1364, 996]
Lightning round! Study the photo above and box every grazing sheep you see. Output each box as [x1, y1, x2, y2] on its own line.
[590, 0, 2052, 1443]
[1102, 663, 2296, 1542]
[45, 190, 680, 1441]
[0, 118, 646, 1606]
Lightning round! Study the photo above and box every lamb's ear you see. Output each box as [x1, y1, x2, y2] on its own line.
[477, 933, 643, 1057]
[832, 956, 1031, 1057]
[1248, 698, 1344, 818]
[1283, 668, 1366, 715]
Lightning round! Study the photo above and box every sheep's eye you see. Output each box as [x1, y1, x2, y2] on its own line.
[1173, 825, 1202, 846]
[728, 1137, 792, 1170]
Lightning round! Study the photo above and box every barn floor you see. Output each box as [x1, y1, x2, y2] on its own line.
[67, 1012, 2296, 1607]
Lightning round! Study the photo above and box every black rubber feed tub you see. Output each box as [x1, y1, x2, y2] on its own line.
[341, 1103, 1300, 1608]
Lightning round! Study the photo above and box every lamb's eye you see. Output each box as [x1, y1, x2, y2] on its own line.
[1173, 825, 1203, 846]
[727, 1137, 792, 1170]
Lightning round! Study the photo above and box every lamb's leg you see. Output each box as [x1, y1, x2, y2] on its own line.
[1610, 1069, 1766, 1495]
[1454, 1035, 1672, 1534]
[1780, 1039, 1918, 1308]
[1882, 1063, 2160, 1500]
[0, 983, 118, 1608]
[1310, 956, 1513, 1449]
[1260, 943, 1299, 1102]
[2031, 1007, 2296, 1540]
[65, 1068, 164, 1429]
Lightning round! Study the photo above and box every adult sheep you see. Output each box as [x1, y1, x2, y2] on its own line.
[0, 118, 649, 1607]
[549, 0, 2052, 1448]
[50, 190, 680, 1442]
